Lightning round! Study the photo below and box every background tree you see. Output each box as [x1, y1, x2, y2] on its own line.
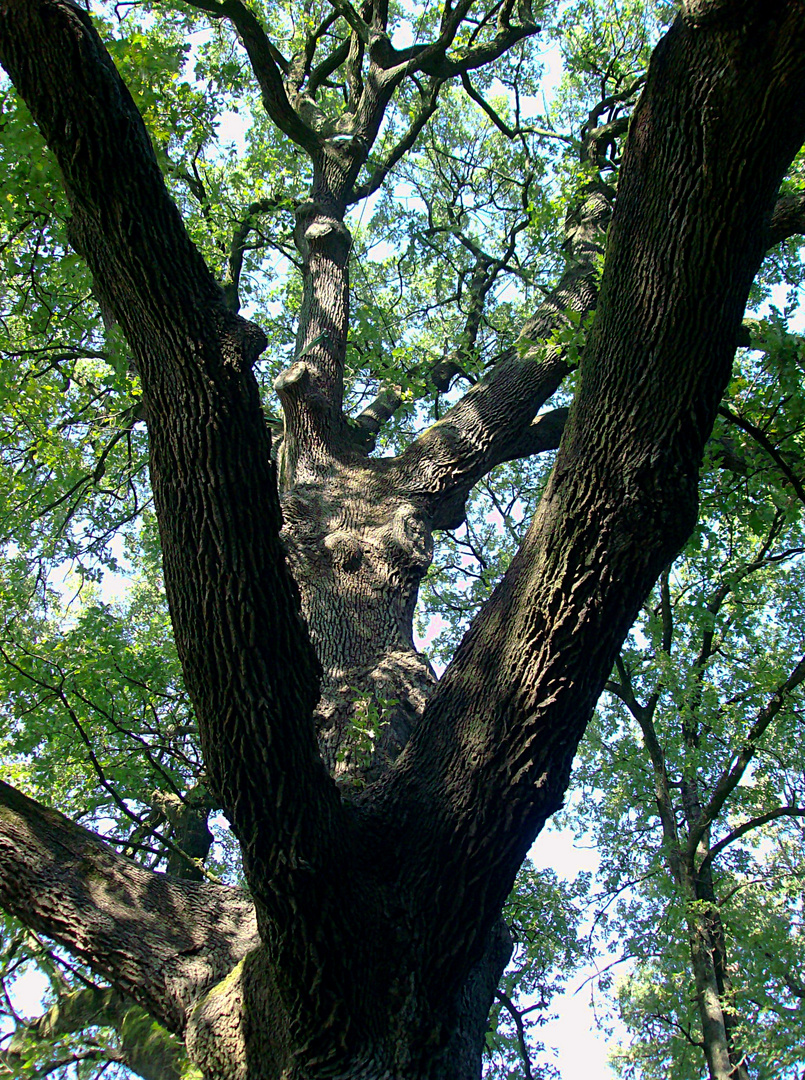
[557, 321, 805, 1079]
[0, 2, 804, 1079]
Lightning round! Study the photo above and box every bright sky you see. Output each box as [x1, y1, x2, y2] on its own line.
[529, 825, 622, 1078]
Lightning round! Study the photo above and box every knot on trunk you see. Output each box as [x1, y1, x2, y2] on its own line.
[215, 310, 268, 372]
[294, 199, 352, 258]
[273, 362, 330, 412]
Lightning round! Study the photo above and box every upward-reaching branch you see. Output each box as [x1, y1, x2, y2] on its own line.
[351, 77, 445, 202]
[368, 5, 805, 1002]
[391, 181, 613, 524]
[0, 0, 344, 886]
[175, 0, 321, 153]
[687, 654, 805, 859]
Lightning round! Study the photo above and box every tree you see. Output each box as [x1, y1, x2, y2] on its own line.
[556, 328, 805, 1079]
[0, 1, 805, 1078]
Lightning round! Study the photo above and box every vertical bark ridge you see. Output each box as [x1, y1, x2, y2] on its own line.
[276, 193, 354, 482]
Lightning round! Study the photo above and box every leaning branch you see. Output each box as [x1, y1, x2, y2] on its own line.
[352, 385, 403, 445]
[0, 0, 344, 895]
[176, 0, 320, 153]
[768, 190, 805, 246]
[697, 805, 805, 876]
[351, 77, 444, 202]
[368, 6, 805, 1004]
[719, 403, 805, 506]
[0, 780, 258, 1035]
[392, 348, 568, 528]
[392, 181, 613, 525]
[461, 72, 574, 144]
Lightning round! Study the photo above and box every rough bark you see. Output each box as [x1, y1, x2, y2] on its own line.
[0, 2, 804, 1079]
[365, 7, 805, 1007]
[0, 780, 259, 1034]
[279, 176, 612, 785]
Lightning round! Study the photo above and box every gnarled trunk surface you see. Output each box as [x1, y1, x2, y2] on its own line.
[1, 2, 805, 1079]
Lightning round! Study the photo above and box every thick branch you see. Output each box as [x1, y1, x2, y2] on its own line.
[353, 385, 402, 440]
[0, 780, 258, 1034]
[307, 34, 351, 97]
[179, 0, 320, 153]
[328, 0, 371, 45]
[0, 0, 345, 898]
[391, 182, 613, 523]
[501, 407, 569, 460]
[394, 352, 567, 528]
[367, 5, 805, 1003]
[387, 9, 540, 82]
[416, 23, 538, 80]
[582, 74, 646, 140]
[768, 190, 805, 246]
[351, 78, 444, 202]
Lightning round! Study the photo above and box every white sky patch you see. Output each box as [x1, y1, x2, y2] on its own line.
[528, 823, 622, 1078]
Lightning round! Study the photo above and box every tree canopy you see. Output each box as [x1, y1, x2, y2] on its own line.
[0, 1, 804, 1079]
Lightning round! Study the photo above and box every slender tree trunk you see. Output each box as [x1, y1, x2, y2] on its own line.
[279, 162, 354, 480]
[687, 910, 735, 1080]
[684, 858, 751, 1080]
[643, 742, 748, 1078]
[681, 747, 750, 1076]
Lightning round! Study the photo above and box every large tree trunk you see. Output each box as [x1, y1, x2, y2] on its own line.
[1, 2, 805, 1079]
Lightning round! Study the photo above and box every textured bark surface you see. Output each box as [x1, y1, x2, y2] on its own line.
[1, 1, 805, 1078]
[0, 780, 259, 1034]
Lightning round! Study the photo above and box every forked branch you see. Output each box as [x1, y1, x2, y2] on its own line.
[177, 0, 320, 152]
[688, 654, 805, 859]
[392, 181, 613, 522]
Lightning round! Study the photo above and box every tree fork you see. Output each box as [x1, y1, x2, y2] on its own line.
[2, 3, 805, 1079]
[367, 0, 805, 1002]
